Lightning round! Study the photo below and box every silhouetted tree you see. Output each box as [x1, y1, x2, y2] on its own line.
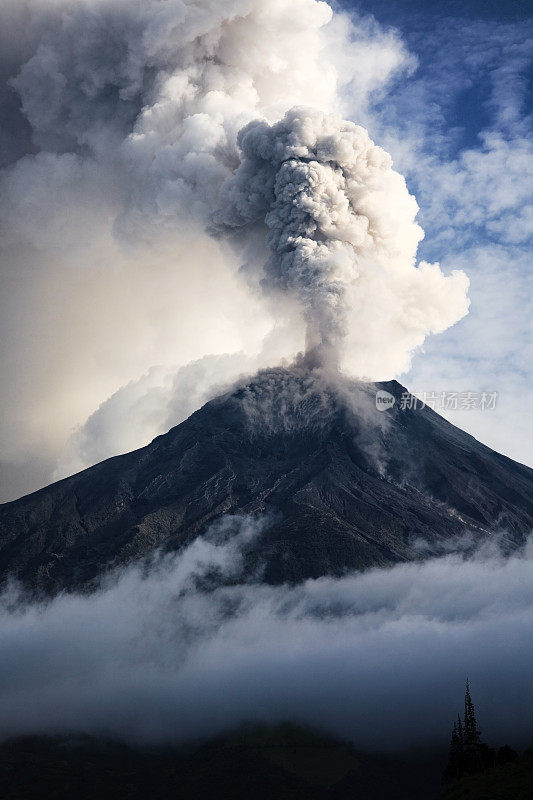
[463, 678, 483, 772]
[444, 680, 492, 782]
[456, 714, 464, 752]
[444, 715, 464, 781]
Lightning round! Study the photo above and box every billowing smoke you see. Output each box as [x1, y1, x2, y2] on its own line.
[213, 108, 469, 367]
[0, 0, 468, 500]
[1, 516, 532, 750]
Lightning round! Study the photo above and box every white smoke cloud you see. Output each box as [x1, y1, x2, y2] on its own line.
[54, 352, 261, 478]
[0, 0, 467, 501]
[0, 515, 532, 750]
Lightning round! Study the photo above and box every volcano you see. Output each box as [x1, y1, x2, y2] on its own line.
[0, 367, 531, 594]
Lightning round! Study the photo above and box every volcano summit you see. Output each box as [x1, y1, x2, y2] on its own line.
[0, 367, 531, 595]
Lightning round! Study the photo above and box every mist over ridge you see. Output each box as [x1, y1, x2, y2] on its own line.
[0, 512, 532, 752]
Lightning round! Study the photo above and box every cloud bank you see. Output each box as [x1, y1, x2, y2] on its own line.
[1, 515, 532, 751]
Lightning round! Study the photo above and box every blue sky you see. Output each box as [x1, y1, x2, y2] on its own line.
[340, 0, 532, 464]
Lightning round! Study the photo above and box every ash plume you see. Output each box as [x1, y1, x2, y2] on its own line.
[0, 0, 468, 498]
[213, 107, 469, 368]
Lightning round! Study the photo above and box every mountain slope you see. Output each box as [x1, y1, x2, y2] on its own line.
[0, 367, 531, 594]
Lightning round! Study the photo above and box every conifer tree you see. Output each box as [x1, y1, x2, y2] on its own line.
[456, 714, 464, 753]
[443, 681, 490, 783]
[463, 679, 483, 772]
[444, 717, 464, 781]
[444, 726, 457, 782]
[464, 680, 480, 745]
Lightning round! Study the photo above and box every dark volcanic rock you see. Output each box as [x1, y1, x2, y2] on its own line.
[0, 367, 531, 594]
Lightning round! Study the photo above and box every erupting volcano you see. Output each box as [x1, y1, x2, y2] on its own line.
[1, 366, 531, 596]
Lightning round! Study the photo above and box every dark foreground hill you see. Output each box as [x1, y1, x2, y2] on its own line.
[441, 749, 533, 800]
[0, 724, 446, 800]
[2, 725, 531, 800]
[1, 367, 532, 594]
